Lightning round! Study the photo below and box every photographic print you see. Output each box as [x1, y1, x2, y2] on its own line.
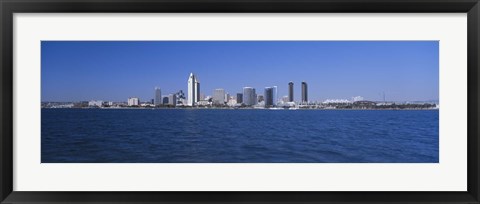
[41, 41, 439, 163]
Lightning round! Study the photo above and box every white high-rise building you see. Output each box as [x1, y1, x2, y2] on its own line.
[187, 73, 200, 106]
[128, 97, 140, 106]
[154, 87, 162, 106]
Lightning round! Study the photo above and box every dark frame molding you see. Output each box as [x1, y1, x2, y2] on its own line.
[1, 0, 479, 203]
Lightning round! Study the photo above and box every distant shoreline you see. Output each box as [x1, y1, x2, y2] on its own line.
[41, 107, 439, 111]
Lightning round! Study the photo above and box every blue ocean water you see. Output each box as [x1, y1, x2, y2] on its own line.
[41, 109, 439, 163]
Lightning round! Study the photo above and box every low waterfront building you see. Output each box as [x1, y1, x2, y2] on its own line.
[88, 100, 103, 107]
[255, 101, 265, 108]
[257, 95, 264, 103]
[284, 101, 295, 107]
[177, 99, 186, 106]
[227, 98, 237, 106]
[45, 103, 75, 108]
[197, 100, 211, 106]
[323, 99, 352, 104]
[140, 102, 154, 107]
[354, 101, 377, 106]
[162, 96, 169, 104]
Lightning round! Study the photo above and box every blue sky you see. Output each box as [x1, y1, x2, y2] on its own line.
[41, 41, 439, 102]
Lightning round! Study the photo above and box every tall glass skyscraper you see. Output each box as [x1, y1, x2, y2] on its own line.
[236, 93, 243, 104]
[302, 81, 308, 103]
[272, 86, 278, 106]
[264, 87, 274, 107]
[154, 87, 161, 106]
[288, 82, 294, 102]
[187, 73, 200, 106]
[243, 87, 256, 106]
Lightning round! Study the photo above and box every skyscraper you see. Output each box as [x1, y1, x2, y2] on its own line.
[302, 81, 308, 103]
[272, 86, 278, 106]
[288, 81, 294, 102]
[213, 88, 225, 105]
[196, 81, 201, 102]
[154, 87, 161, 106]
[168, 94, 177, 106]
[236, 93, 243, 104]
[264, 87, 274, 107]
[128, 97, 140, 106]
[224, 93, 230, 103]
[187, 73, 200, 106]
[243, 87, 256, 106]
[162, 96, 169, 104]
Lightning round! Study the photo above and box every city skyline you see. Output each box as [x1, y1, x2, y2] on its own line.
[41, 41, 439, 102]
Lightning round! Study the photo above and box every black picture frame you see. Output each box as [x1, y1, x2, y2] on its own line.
[1, 0, 479, 203]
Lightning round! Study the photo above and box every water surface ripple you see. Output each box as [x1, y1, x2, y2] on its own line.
[41, 109, 439, 163]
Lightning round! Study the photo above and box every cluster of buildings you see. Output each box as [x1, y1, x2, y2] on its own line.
[175, 73, 310, 108]
[117, 73, 311, 108]
[79, 73, 374, 109]
[42, 72, 435, 110]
